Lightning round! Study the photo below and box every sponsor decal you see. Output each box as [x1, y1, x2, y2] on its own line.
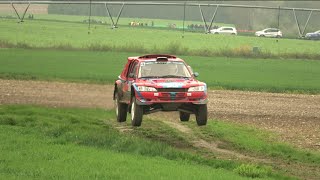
[159, 82, 184, 88]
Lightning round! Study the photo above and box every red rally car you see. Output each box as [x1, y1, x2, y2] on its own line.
[113, 54, 208, 126]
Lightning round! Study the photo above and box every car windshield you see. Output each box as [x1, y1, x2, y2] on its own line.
[315, 30, 320, 34]
[138, 61, 192, 78]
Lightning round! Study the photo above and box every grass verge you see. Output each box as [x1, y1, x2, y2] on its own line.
[0, 105, 294, 179]
[1, 48, 320, 94]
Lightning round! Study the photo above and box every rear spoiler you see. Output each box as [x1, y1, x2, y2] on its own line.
[138, 54, 176, 59]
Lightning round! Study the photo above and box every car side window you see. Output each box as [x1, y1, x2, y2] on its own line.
[127, 61, 138, 78]
[132, 63, 138, 76]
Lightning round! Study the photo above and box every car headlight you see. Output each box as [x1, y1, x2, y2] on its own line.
[137, 86, 157, 92]
[188, 86, 206, 92]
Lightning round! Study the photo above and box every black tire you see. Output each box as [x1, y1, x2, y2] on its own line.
[131, 96, 143, 127]
[114, 92, 128, 122]
[179, 112, 190, 122]
[214, 32, 219, 34]
[260, 35, 265, 37]
[195, 104, 207, 126]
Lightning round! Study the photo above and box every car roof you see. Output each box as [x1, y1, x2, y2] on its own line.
[128, 54, 185, 62]
[219, 26, 235, 28]
[263, 28, 279, 30]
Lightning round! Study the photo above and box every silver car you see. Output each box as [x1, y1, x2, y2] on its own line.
[255, 28, 282, 38]
[210, 27, 237, 35]
[305, 30, 320, 40]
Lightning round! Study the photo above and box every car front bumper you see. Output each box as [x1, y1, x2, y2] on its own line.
[135, 91, 208, 105]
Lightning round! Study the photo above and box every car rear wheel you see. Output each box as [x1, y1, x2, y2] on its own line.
[131, 96, 143, 127]
[179, 112, 190, 122]
[114, 92, 128, 122]
[260, 35, 265, 37]
[196, 104, 207, 126]
[214, 32, 219, 34]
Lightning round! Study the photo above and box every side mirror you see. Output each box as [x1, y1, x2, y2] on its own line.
[129, 73, 135, 78]
[193, 72, 199, 77]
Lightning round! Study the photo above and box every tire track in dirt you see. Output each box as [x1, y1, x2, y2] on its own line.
[161, 120, 273, 163]
[1, 79, 320, 150]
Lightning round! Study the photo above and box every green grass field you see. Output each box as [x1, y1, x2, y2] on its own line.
[1, 13, 233, 29]
[1, 18, 320, 59]
[1, 105, 306, 179]
[33, 14, 234, 29]
[1, 48, 320, 94]
[0, 105, 258, 179]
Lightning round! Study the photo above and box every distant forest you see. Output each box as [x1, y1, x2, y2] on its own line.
[48, 1, 320, 34]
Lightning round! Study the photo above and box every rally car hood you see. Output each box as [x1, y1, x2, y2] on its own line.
[133, 78, 206, 88]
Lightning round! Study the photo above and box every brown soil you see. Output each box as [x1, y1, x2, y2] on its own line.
[209, 90, 320, 150]
[1, 79, 320, 151]
[0, 4, 48, 14]
[0, 79, 113, 109]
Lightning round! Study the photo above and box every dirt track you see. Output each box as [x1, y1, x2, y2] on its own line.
[1, 79, 320, 150]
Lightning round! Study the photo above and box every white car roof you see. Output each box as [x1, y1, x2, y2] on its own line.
[263, 28, 279, 30]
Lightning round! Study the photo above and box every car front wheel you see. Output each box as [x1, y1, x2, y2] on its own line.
[114, 92, 128, 122]
[179, 111, 190, 122]
[131, 96, 143, 127]
[195, 104, 207, 126]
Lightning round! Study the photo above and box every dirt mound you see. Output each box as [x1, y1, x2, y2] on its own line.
[1, 79, 319, 150]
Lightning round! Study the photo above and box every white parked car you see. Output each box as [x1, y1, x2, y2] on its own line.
[255, 28, 282, 38]
[210, 27, 237, 35]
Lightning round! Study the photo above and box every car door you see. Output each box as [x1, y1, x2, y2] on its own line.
[123, 61, 139, 103]
[270, 29, 278, 37]
[264, 29, 272, 37]
[226, 28, 234, 35]
[266, 29, 276, 37]
[221, 28, 230, 35]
